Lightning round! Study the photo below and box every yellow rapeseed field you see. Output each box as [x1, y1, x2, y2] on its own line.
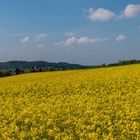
[0, 64, 140, 139]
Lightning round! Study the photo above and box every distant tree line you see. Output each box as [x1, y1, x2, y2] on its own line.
[84, 60, 140, 69]
[0, 59, 140, 77]
[14, 66, 58, 75]
[0, 70, 11, 77]
[0, 66, 58, 77]
[107, 60, 140, 67]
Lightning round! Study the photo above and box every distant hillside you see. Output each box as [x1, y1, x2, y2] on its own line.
[0, 59, 140, 72]
[0, 61, 85, 70]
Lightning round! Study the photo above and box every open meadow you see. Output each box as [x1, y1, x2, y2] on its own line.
[0, 64, 140, 139]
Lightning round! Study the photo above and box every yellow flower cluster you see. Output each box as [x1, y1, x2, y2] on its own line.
[0, 64, 140, 139]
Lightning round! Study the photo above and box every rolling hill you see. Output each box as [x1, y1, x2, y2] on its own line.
[0, 61, 85, 70]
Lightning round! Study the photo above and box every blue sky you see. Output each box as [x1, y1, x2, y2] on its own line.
[0, 0, 140, 65]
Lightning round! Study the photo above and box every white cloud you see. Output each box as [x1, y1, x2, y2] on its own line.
[87, 4, 140, 21]
[21, 36, 30, 43]
[36, 44, 46, 48]
[65, 32, 75, 36]
[21, 33, 47, 45]
[123, 4, 140, 18]
[116, 35, 127, 42]
[87, 8, 115, 21]
[64, 37, 77, 46]
[56, 36, 108, 47]
[138, 26, 140, 29]
[35, 33, 47, 41]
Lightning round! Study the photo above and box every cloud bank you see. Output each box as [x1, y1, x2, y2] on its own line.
[87, 4, 140, 21]
[21, 33, 47, 44]
[56, 36, 108, 47]
[21, 33, 47, 48]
